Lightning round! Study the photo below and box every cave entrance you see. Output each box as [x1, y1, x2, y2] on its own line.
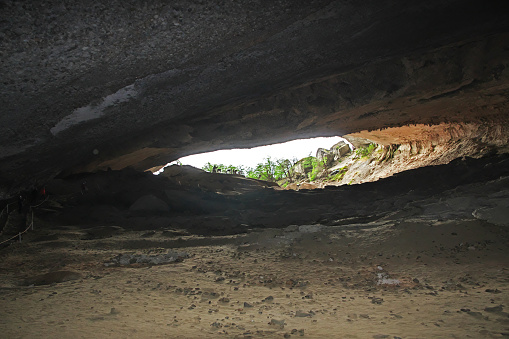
[155, 122, 509, 190]
[155, 136, 352, 189]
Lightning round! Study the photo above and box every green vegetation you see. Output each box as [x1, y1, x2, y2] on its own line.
[326, 166, 348, 182]
[298, 156, 328, 182]
[308, 158, 321, 181]
[200, 142, 383, 186]
[312, 157, 330, 181]
[248, 157, 277, 181]
[203, 157, 297, 182]
[203, 155, 331, 183]
[246, 157, 297, 181]
[300, 157, 315, 173]
[202, 162, 246, 175]
[355, 143, 376, 158]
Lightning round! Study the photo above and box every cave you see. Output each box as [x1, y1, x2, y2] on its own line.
[1, 1, 509, 337]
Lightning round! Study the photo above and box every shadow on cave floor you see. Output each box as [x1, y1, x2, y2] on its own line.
[0, 152, 506, 239]
[23, 153, 509, 234]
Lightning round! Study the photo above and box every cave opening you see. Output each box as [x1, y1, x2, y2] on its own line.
[154, 121, 509, 190]
[154, 136, 351, 182]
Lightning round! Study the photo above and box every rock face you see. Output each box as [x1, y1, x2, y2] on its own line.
[341, 137, 372, 150]
[316, 148, 333, 167]
[0, 1, 509, 194]
[4, 153, 507, 238]
[293, 157, 314, 178]
[331, 142, 351, 159]
[129, 195, 169, 213]
[277, 121, 509, 189]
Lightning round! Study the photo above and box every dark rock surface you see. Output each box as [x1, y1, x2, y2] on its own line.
[10, 153, 505, 237]
[1, 1, 509, 194]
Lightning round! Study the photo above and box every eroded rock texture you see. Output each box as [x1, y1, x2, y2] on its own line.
[1, 1, 509, 194]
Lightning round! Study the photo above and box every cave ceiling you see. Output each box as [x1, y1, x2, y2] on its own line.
[1, 0, 509, 193]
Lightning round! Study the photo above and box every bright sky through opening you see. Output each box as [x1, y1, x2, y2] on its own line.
[156, 136, 349, 174]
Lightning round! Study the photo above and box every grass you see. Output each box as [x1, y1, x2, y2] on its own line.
[355, 143, 376, 158]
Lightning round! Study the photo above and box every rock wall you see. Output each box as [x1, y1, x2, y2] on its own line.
[283, 122, 509, 189]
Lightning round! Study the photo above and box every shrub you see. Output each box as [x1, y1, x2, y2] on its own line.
[326, 166, 348, 182]
[307, 157, 327, 182]
[300, 157, 315, 172]
[355, 143, 376, 158]
[202, 162, 245, 175]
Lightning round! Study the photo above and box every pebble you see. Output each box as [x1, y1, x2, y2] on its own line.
[262, 296, 274, 302]
[484, 305, 503, 313]
[269, 318, 285, 328]
[295, 310, 313, 317]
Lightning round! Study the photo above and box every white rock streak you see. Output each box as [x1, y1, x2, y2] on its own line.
[50, 84, 137, 135]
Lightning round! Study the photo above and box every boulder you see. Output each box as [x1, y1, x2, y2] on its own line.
[473, 205, 509, 226]
[342, 135, 373, 150]
[330, 141, 351, 159]
[165, 189, 204, 213]
[316, 148, 333, 167]
[129, 194, 169, 212]
[161, 164, 204, 177]
[293, 157, 314, 176]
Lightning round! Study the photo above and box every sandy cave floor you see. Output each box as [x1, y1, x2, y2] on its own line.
[0, 216, 508, 339]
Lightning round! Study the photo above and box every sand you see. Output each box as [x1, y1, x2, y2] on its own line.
[1, 217, 508, 338]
